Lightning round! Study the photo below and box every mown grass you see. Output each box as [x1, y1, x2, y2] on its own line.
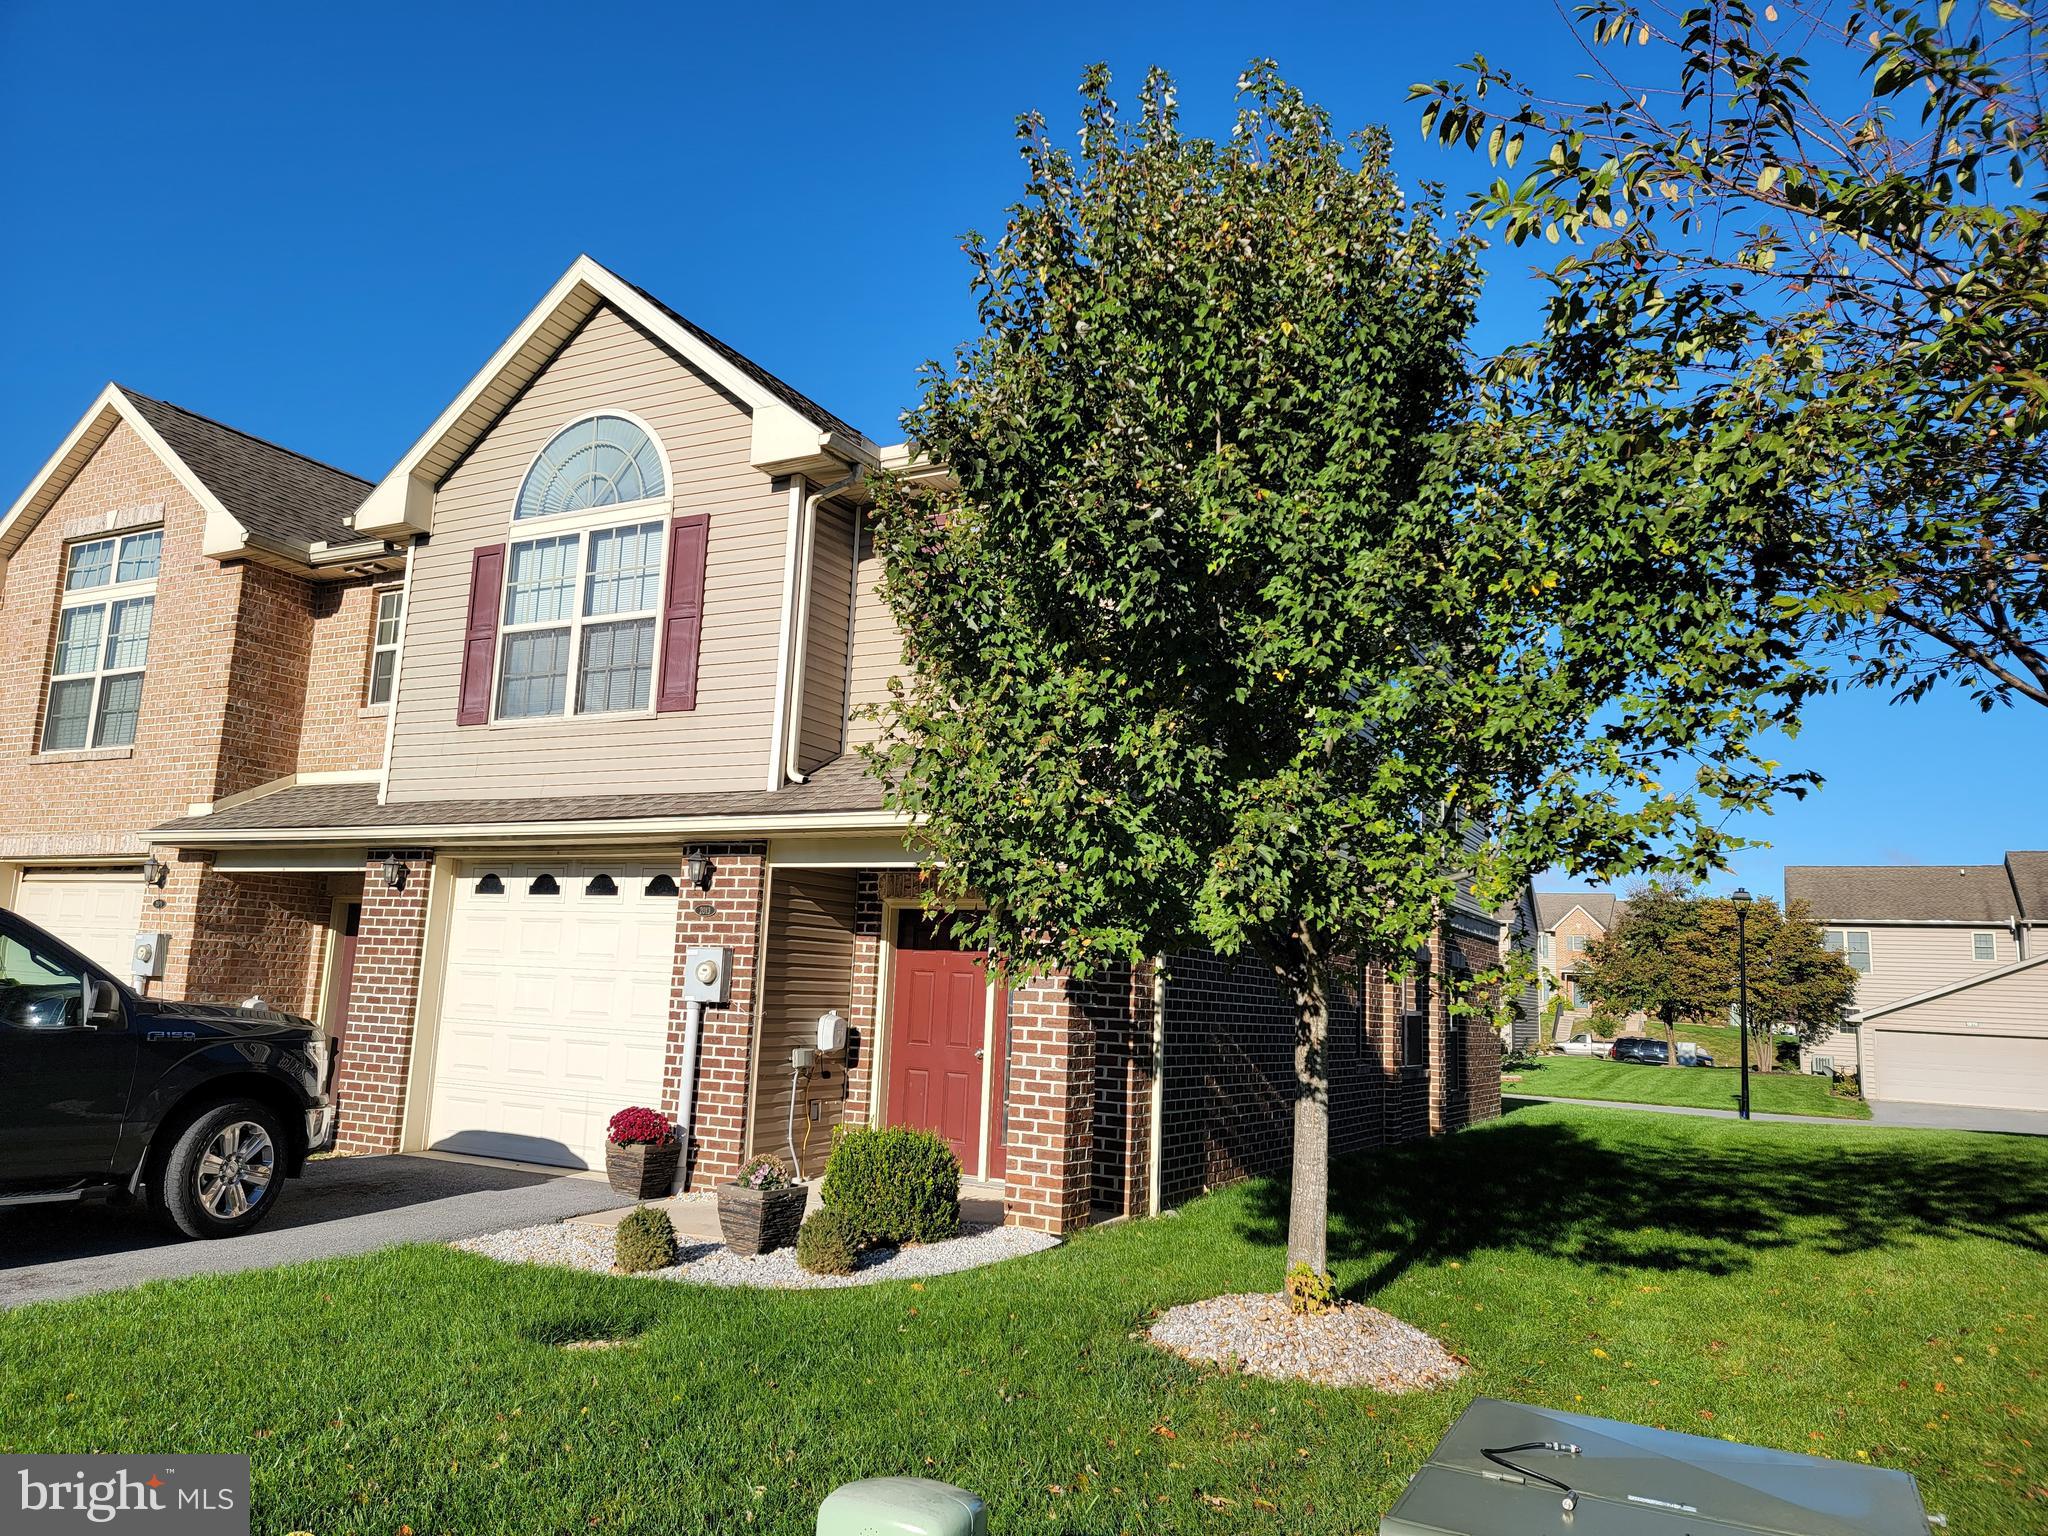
[3, 1103, 2041, 1533]
[1508, 1056, 1872, 1118]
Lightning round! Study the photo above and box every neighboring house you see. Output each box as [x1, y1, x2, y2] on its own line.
[1495, 888, 1542, 1052]
[0, 384, 401, 1020]
[1784, 856, 2047, 1112]
[1530, 891, 1628, 1039]
[17, 257, 1502, 1236]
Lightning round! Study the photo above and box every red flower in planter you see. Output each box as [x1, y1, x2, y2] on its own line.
[607, 1106, 676, 1147]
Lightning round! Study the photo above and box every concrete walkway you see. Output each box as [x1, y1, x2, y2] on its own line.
[0, 1153, 631, 1309]
[1508, 1093, 2047, 1134]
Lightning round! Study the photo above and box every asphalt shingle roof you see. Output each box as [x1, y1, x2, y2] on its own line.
[118, 387, 372, 551]
[2005, 852, 2048, 923]
[151, 754, 888, 838]
[1784, 862, 2031, 923]
[1535, 891, 1620, 930]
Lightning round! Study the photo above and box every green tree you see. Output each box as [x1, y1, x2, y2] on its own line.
[1693, 896, 1859, 1071]
[1576, 882, 1727, 1064]
[1415, 2, 2048, 709]
[867, 63, 1812, 1276]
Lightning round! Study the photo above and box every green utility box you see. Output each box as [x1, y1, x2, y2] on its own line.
[1381, 1396, 1932, 1536]
[816, 1477, 988, 1536]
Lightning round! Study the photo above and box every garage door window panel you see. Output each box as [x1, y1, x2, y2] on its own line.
[43, 532, 158, 752]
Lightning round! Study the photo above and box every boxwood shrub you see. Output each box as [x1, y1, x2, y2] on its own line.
[613, 1205, 677, 1273]
[821, 1126, 960, 1245]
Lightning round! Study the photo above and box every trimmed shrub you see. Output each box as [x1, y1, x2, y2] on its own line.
[821, 1126, 961, 1245]
[795, 1208, 862, 1276]
[613, 1205, 677, 1273]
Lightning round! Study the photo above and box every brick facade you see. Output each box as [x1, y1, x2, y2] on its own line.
[150, 849, 330, 1017]
[661, 843, 767, 1188]
[331, 851, 434, 1155]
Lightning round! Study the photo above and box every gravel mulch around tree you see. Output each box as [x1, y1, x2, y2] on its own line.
[452, 1219, 1057, 1289]
[1148, 1293, 1468, 1392]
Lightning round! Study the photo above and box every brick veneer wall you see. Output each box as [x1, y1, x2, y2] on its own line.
[842, 870, 883, 1129]
[1003, 972, 1097, 1234]
[662, 843, 766, 1187]
[298, 578, 395, 773]
[331, 851, 434, 1154]
[1079, 962, 1156, 1220]
[152, 855, 330, 1017]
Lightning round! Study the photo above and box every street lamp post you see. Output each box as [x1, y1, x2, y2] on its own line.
[1732, 888, 1753, 1121]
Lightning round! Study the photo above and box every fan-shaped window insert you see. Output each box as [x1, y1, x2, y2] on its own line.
[584, 873, 619, 896]
[644, 873, 679, 897]
[528, 872, 561, 896]
[515, 414, 666, 521]
[475, 873, 505, 896]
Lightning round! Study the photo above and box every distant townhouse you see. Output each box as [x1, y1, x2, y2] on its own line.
[1529, 891, 1626, 1040]
[5, 258, 1505, 1234]
[1785, 854, 2047, 1112]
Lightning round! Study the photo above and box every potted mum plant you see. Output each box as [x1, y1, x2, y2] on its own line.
[716, 1154, 806, 1256]
[604, 1106, 679, 1199]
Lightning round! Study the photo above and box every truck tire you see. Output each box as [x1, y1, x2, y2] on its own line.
[154, 1100, 288, 1239]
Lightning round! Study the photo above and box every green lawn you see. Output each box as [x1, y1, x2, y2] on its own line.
[1508, 1056, 1873, 1118]
[4, 1103, 2042, 1533]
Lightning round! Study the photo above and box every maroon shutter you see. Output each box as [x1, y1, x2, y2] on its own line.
[457, 543, 505, 725]
[657, 514, 710, 712]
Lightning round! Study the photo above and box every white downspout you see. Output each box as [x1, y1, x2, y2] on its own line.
[676, 1000, 706, 1181]
[1148, 956, 1167, 1217]
[781, 469, 862, 785]
[764, 479, 807, 791]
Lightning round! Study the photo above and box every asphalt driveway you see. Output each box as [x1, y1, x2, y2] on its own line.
[0, 1154, 629, 1308]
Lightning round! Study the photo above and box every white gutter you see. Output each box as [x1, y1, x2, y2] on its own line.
[781, 469, 862, 784]
[157, 808, 913, 846]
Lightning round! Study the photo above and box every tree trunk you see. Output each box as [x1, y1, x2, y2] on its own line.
[1661, 1006, 1678, 1068]
[1753, 1024, 1774, 1074]
[1281, 922, 1331, 1277]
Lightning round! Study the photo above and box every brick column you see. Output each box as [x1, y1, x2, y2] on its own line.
[333, 850, 434, 1155]
[1003, 972, 1096, 1234]
[842, 870, 883, 1130]
[663, 843, 766, 1188]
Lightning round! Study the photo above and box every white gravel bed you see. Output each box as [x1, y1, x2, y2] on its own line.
[452, 1219, 1056, 1289]
[1148, 1293, 1467, 1392]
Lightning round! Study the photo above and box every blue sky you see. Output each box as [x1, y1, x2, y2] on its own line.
[2, 0, 2040, 895]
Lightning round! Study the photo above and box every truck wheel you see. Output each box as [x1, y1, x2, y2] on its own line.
[155, 1101, 287, 1239]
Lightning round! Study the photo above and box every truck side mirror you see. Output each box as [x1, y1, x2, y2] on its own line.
[86, 979, 123, 1029]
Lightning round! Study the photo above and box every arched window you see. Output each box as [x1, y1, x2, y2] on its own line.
[515, 414, 666, 522]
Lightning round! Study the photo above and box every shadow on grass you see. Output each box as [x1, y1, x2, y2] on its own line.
[1239, 1106, 2048, 1301]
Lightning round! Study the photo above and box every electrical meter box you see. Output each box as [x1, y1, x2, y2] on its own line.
[816, 1478, 986, 1536]
[130, 931, 168, 982]
[681, 945, 731, 1006]
[1380, 1396, 1931, 1536]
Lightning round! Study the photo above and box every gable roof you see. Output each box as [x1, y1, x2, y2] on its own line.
[1535, 891, 1620, 931]
[1784, 863, 2023, 924]
[349, 256, 880, 541]
[116, 389, 370, 550]
[1, 383, 379, 578]
[2005, 852, 2048, 921]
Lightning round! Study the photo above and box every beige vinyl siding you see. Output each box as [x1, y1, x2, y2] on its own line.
[795, 501, 854, 774]
[1870, 960, 2048, 1035]
[1844, 924, 2021, 1014]
[384, 304, 789, 801]
[751, 869, 859, 1177]
[842, 523, 904, 749]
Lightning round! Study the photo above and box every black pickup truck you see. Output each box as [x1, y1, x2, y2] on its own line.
[0, 904, 337, 1238]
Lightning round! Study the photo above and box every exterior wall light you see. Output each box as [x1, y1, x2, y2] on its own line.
[683, 853, 713, 890]
[382, 856, 408, 891]
[141, 856, 169, 888]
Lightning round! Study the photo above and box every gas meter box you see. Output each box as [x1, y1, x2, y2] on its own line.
[1380, 1396, 1931, 1536]
[816, 1477, 986, 1536]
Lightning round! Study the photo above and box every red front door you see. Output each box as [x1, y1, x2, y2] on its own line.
[888, 913, 991, 1174]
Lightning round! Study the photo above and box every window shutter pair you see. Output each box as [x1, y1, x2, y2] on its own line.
[455, 514, 709, 724]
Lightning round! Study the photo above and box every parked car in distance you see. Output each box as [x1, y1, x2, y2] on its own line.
[1558, 1032, 1606, 1056]
[1609, 1037, 1715, 1067]
[0, 906, 337, 1238]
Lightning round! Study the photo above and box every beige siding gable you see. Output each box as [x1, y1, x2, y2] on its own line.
[1840, 924, 2021, 1014]
[796, 501, 855, 774]
[843, 523, 904, 750]
[384, 304, 792, 802]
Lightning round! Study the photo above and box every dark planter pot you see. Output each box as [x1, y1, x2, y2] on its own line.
[717, 1183, 807, 1256]
[605, 1140, 680, 1200]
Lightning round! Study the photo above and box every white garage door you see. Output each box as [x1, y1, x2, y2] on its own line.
[11, 869, 140, 976]
[426, 859, 678, 1169]
[1870, 1028, 2048, 1112]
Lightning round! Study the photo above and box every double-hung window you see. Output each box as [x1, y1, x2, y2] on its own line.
[365, 588, 403, 706]
[1972, 931, 1997, 963]
[1822, 929, 1871, 974]
[43, 529, 160, 751]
